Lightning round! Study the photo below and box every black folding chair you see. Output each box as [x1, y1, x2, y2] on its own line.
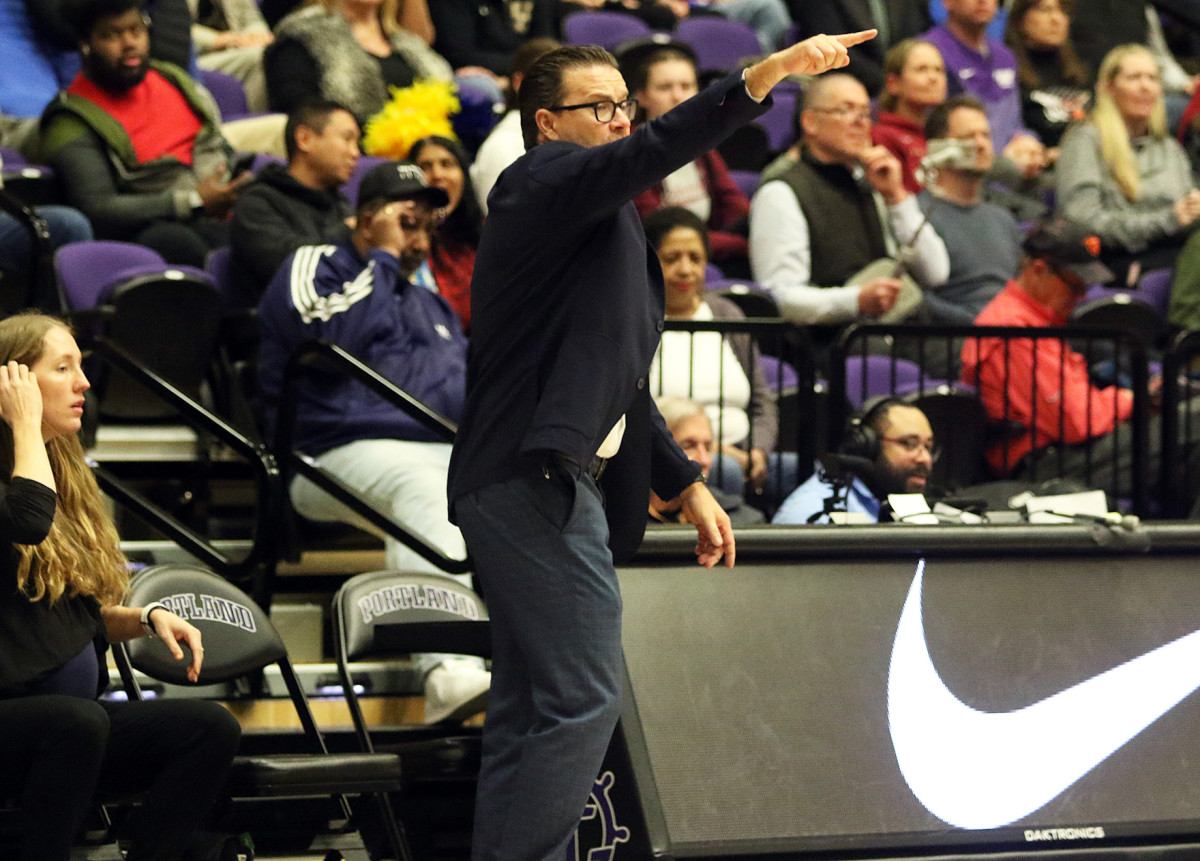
[114, 563, 413, 860]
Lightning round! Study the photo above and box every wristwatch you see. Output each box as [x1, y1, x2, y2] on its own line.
[140, 601, 168, 637]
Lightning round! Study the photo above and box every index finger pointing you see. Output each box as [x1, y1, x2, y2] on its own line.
[835, 29, 877, 48]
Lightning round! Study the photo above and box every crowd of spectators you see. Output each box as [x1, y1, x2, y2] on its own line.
[0, 0, 1198, 516]
[3, 0, 1200, 850]
[7, 3, 1200, 858]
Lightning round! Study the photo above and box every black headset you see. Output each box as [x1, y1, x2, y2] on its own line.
[841, 395, 904, 463]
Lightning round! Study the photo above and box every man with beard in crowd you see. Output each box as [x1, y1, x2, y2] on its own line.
[772, 397, 936, 523]
[40, 0, 249, 267]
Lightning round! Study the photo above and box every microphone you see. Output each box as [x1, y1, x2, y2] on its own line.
[818, 452, 875, 481]
[1037, 510, 1142, 531]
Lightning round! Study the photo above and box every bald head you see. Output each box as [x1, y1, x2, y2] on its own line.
[801, 74, 872, 166]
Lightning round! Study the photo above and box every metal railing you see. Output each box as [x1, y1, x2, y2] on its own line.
[273, 340, 471, 577]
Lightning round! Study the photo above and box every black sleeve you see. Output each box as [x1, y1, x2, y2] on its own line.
[230, 189, 302, 289]
[264, 39, 323, 116]
[47, 130, 182, 233]
[0, 478, 56, 546]
[429, 1, 511, 77]
[22, 0, 76, 49]
[146, 0, 195, 69]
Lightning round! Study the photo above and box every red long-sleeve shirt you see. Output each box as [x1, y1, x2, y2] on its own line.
[962, 281, 1134, 474]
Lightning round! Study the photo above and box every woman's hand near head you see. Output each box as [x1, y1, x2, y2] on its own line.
[0, 361, 53, 491]
[0, 361, 43, 431]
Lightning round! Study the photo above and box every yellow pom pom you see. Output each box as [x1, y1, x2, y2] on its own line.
[362, 78, 461, 160]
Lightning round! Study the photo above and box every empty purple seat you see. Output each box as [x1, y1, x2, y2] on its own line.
[1136, 267, 1173, 317]
[845, 354, 925, 410]
[54, 240, 223, 419]
[198, 68, 251, 121]
[341, 155, 391, 207]
[563, 10, 652, 50]
[675, 16, 762, 74]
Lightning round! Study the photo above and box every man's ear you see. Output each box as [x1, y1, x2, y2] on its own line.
[535, 107, 557, 143]
[294, 125, 315, 153]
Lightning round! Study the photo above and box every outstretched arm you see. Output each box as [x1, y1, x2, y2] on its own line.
[744, 30, 877, 101]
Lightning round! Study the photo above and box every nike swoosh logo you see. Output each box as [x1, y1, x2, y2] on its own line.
[887, 559, 1200, 830]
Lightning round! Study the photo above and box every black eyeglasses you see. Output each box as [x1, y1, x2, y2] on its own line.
[880, 436, 941, 462]
[548, 98, 638, 123]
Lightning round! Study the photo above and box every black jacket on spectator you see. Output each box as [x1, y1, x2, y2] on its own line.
[25, 0, 194, 69]
[229, 163, 353, 302]
[788, 0, 932, 94]
[429, 0, 558, 78]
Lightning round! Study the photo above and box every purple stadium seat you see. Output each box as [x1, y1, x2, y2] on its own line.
[0, 146, 25, 168]
[341, 155, 391, 207]
[54, 241, 223, 419]
[1136, 267, 1173, 317]
[563, 10, 652, 50]
[55, 241, 167, 310]
[759, 354, 798, 391]
[755, 88, 796, 153]
[204, 245, 245, 310]
[198, 68, 250, 121]
[675, 16, 763, 74]
[844, 354, 925, 410]
[729, 169, 760, 198]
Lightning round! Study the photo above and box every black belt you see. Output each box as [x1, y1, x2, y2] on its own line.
[549, 452, 608, 481]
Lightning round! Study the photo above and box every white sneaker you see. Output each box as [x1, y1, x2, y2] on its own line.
[424, 658, 490, 724]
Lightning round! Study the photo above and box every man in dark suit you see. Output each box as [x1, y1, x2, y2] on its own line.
[448, 31, 874, 861]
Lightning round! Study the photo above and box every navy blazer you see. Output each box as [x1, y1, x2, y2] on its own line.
[449, 70, 769, 561]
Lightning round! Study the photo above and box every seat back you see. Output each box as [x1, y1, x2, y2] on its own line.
[675, 16, 762, 74]
[336, 570, 489, 664]
[843, 354, 926, 410]
[341, 154, 391, 207]
[56, 241, 224, 419]
[755, 87, 797, 153]
[121, 562, 286, 685]
[204, 245, 240, 309]
[198, 68, 250, 120]
[334, 570, 488, 751]
[562, 10, 652, 49]
[904, 387, 991, 489]
[1136, 267, 1173, 317]
[728, 168, 760, 199]
[117, 563, 413, 860]
[1070, 293, 1163, 347]
[55, 240, 165, 311]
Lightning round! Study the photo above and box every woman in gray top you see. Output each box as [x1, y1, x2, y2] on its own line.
[1056, 43, 1200, 282]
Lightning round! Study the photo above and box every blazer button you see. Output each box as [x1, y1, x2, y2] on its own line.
[656, 320, 664, 332]
[637, 377, 646, 390]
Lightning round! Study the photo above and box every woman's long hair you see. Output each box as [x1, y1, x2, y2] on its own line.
[1089, 44, 1167, 203]
[1004, 0, 1087, 91]
[0, 313, 127, 606]
[410, 136, 485, 249]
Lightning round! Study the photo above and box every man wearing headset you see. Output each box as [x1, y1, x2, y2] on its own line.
[772, 397, 936, 524]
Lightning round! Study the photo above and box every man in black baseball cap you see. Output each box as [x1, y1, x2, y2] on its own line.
[256, 160, 491, 725]
[357, 160, 450, 214]
[1020, 219, 1115, 291]
[351, 161, 449, 279]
